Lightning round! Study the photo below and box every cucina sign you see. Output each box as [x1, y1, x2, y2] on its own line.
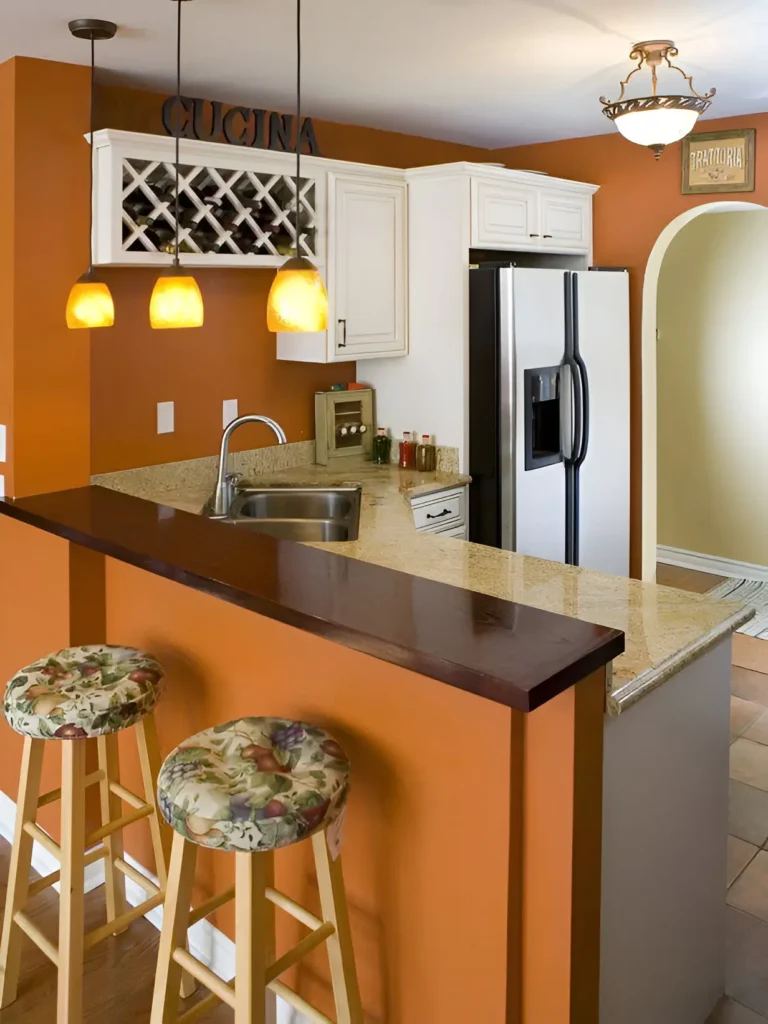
[162, 95, 321, 156]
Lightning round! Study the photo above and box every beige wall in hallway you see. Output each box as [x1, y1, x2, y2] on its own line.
[658, 211, 768, 566]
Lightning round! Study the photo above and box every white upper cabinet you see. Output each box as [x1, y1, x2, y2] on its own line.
[470, 169, 596, 255]
[331, 175, 407, 359]
[470, 179, 540, 249]
[540, 189, 592, 251]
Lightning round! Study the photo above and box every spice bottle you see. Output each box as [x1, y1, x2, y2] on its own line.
[416, 434, 437, 472]
[399, 431, 416, 469]
[372, 428, 392, 465]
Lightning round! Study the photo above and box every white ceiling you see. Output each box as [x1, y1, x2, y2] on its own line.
[3, 0, 768, 148]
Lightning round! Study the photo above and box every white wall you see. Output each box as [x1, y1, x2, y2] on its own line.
[657, 211, 768, 566]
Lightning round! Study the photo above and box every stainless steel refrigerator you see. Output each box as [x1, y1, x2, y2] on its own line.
[469, 265, 630, 576]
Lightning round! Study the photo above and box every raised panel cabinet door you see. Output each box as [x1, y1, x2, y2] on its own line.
[333, 176, 407, 359]
[540, 189, 591, 251]
[470, 178, 540, 248]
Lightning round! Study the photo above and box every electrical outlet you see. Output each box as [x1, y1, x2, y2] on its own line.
[0, 425, 6, 462]
[157, 401, 175, 435]
[223, 399, 239, 429]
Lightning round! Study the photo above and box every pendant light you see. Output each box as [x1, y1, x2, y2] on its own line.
[601, 41, 715, 159]
[149, 0, 204, 329]
[66, 19, 117, 330]
[266, 0, 328, 333]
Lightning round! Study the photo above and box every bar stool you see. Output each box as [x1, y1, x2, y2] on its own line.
[151, 716, 362, 1024]
[0, 644, 180, 1022]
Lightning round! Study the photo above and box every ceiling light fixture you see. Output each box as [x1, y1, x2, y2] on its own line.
[266, 0, 328, 334]
[149, 0, 204, 329]
[601, 40, 715, 159]
[66, 19, 117, 330]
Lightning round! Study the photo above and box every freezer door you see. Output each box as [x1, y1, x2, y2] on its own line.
[512, 268, 567, 563]
[574, 270, 630, 576]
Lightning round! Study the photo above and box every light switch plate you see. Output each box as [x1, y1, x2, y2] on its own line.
[0, 474, 5, 499]
[223, 399, 239, 429]
[157, 401, 175, 435]
[0, 425, 6, 462]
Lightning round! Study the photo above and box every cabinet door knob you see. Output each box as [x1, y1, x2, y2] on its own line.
[338, 318, 347, 347]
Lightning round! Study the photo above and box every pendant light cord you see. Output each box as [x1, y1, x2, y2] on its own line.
[295, 0, 301, 258]
[88, 36, 95, 274]
[174, 0, 182, 268]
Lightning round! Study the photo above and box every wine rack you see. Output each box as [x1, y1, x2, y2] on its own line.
[91, 129, 326, 268]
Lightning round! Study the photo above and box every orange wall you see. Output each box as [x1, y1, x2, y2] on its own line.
[90, 84, 484, 474]
[494, 111, 768, 576]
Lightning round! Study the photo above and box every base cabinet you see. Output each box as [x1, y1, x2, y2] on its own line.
[411, 487, 467, 538]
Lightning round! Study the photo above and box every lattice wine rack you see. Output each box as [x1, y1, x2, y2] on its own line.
[92, 130, 326, 268]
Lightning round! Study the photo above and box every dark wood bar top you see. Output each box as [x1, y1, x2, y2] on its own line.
[0, 487, 624, 712]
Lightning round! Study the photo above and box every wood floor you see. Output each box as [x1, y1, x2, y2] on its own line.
[656, 562, 727, 594]
[0, 841, 230, 1022]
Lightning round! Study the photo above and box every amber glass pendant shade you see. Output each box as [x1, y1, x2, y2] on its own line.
[66, 272, 115, 329]
[150, 268, 204, 329]
[266, 256, 328, 333]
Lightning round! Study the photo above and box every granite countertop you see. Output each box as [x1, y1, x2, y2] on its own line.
[93, 452, 754, 715]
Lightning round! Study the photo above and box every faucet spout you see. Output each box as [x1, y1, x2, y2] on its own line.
[213, 414, 287, 516]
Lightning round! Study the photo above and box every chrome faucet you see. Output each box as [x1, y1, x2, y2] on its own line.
[213, 415, 287, 516]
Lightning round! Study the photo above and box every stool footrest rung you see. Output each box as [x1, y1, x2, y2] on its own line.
[22, 822, 61, 860]
[27, 844, 107, 899]
[269, 979, 334, 1024]
[108, 781, 145, 810]
[188, 885, 236, 926]
[266, 886, 323, 931]
[113, 857, 161, 897]
[84, 892, 164, 951]
[176, 990, 223, 1024]
[266, 921, 335, 984]
[13, 911, 59, 967]
[172, 948, 236, 1009]
[85, 803, 153, 845]
[37, 769, 106, 809]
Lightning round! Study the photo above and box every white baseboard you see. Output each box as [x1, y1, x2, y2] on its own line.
[657, 545, 768, 583]
[0, 789, 305, 1023]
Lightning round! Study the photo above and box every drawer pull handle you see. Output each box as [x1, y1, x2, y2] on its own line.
[543, 234, 553, 238]
[426, 508, 453, 520]
[529, 233, 540, 237]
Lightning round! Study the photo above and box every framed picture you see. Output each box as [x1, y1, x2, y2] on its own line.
[682, 129, 756, 194]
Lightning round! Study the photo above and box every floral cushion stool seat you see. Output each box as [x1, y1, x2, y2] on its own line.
[0, 645, 184, 1021]
[151, 716, 363, 1023]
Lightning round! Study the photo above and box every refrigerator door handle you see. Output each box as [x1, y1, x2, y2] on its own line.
[571, 275, 590, 468]
[561, 356, 582, 465]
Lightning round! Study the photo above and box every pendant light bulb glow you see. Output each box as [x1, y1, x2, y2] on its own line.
[67, 19, 118, 330]
[151, 0, 204, 330]
[266, 0, 328, 333]
[66, 272, 115, 329]
[149, 269, 204, 329]
[600, 41, 715, 158]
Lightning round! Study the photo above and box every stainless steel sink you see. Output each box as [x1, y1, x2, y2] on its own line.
[209, 486, 361, 542]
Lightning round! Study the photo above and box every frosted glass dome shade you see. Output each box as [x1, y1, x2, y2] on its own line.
[613, 104, 700, 148]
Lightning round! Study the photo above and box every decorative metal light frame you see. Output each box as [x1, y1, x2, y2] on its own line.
[600, 40, 716, 159]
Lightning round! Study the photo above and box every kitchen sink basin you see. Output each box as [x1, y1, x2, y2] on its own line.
[211, 486, 362, 542]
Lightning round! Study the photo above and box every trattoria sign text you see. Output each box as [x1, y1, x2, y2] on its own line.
[162, 96, 321, 156]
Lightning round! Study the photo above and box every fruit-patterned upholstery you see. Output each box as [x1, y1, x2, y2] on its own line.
[3, 645, 163, 740]
[157, 717, 350, 852]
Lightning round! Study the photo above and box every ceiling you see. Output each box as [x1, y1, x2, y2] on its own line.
[3, 0, 768, 148]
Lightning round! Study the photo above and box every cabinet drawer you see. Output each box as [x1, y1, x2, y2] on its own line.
[436, 524, 468, 540]
[411, 489, 464, 531]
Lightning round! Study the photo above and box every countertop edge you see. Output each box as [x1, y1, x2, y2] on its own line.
[607, 605, 755, 715]
[0, 488, 625, 715]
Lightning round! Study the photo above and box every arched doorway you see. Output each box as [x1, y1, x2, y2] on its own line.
[641, 201, 767, 580]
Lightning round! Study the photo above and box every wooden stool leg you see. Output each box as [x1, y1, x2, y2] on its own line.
[263, 852, 276, 1024]
[150, 832, 198, 1024]
[235, 852, 270, 1024]
[136, 714, 196, 1000]
[311, 830, 363, 1024]
[97, 734, 128, 936]
[57, 739, 87, 1023]
[0, 737, 45, 1007]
